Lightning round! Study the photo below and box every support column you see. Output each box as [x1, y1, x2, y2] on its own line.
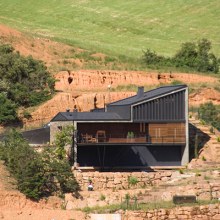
[73, 121, 78, 167]
[182, 87, 189, 165]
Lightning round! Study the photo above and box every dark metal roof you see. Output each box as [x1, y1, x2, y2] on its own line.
[51, 85, 187, 122]
[51, 112, 123, 122]
[108, 85, 187, 106]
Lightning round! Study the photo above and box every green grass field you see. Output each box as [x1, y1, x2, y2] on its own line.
[0, 0, 219, 61]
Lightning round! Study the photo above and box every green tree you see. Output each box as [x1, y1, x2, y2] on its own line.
[198, 102, 220, 130]
[142, 39, 220, 73]
[41, 147, 79, 196]
[0, 43, 56, 125]
[0, 129, 46, 200]
[0, 93, 17, 124]
[54, 125, 74, 160]
[0, 129, 79, 200]
[174, 42, 198, 68]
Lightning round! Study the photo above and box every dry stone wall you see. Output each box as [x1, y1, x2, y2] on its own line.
[122, 203, 220, 220]
[74, 171, 173, 191]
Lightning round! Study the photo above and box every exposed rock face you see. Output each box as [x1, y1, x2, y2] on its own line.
[54, 70, 217, 91]
[189, 87, 220, 106]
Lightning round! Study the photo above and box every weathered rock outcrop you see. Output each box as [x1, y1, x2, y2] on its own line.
[189, 88, 220, 106]
[55, 70, 217, 91]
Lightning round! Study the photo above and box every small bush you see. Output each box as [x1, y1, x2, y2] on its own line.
[179, 169, 184, 174]
[209, 127, 214, 134]
[204, 175, 211, 180]
[100, 194, 106, 201]
[195, 172, 201, 177]
[128, 176, 138, 186]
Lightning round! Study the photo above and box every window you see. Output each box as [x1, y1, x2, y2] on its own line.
[57, 126, 62, 131]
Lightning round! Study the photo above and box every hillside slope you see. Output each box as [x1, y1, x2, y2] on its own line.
[0, 0, 219, 60]
[0, 24, 220, 129]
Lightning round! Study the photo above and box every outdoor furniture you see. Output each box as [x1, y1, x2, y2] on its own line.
[81, 134, 97, 143]
[96, 130, 106, 142]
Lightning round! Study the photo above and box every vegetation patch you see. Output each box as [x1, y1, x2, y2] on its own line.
[0, 44, 56, 125]
[142, 39, 220, 74]
[198, 102, 220, 131]
[82, 198, 219, 214]
[0, 129, 79, 200]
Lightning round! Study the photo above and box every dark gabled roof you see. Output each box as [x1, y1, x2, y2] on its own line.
[51, 112, 123, 122]
[108, 84, 187, 106]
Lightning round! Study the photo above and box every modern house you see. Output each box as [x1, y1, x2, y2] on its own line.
[50, 85, 189, 170]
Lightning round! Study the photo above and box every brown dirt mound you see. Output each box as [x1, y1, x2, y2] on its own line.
[0, 24, 81, 72]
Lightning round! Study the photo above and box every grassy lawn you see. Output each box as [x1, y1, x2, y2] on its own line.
[0, 0, 219, 61]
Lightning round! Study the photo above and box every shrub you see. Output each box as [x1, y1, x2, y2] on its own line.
[0, 93, 17, 124]
[100, 194, 106, 201]
[0, 43, 56, 125]
[209, 127, 214, 134]
[0, 129, 46, 200]
[54, 125, 74, 161]
[198, 102, 220, 131]
[142, 39, 220, 74]
[0, 129, 79, 200]
[128, 176, 138, 186]
[179, 169, 184, 174]
[41, 147, 79, 196]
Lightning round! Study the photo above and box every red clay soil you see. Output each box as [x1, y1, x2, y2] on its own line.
[0, 24, 81, 71]
[0, 161, 87, 220]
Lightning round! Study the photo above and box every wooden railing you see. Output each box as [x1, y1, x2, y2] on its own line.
[77, 134, 185, 144]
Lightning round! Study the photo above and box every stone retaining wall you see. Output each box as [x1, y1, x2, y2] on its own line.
[161, 183, 220, 201]
[122, 203, 220, 220]
[74, 171, 173, 191]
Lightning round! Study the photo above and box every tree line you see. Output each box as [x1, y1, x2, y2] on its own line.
[142, 39, 219, 74]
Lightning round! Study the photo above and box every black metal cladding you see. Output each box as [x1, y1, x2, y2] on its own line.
[107, 105, 131, 120]
[133, 90, 185, 122]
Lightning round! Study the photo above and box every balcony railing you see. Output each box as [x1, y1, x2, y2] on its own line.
[77, 134, 185, 144]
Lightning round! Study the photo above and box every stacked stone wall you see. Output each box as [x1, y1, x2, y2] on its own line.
[122, 203, 220, 220]
[74, 171, 173, 191]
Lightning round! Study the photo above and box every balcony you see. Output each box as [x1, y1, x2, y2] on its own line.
[77, 133, 185, 145]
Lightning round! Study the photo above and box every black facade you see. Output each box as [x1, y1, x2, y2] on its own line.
[78, 145, 182, 168]
[107, 105, 131, 120]
[133, 90, 185, 122]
